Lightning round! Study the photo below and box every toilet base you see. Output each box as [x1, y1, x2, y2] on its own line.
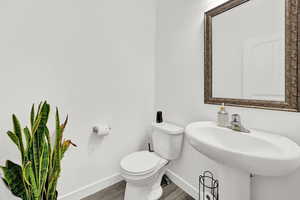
[124, 183, 163, 200]
[123, 165, 167, 200]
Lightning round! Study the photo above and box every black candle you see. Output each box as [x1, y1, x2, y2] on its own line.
[156, 111, 163, 123]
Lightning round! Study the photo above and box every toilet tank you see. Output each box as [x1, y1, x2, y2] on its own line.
[152, 122, 184, 160]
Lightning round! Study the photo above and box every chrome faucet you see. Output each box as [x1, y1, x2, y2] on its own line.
[230, 114, 250, 133]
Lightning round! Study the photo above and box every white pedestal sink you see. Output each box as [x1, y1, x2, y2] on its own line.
[185, 121, 300, 200]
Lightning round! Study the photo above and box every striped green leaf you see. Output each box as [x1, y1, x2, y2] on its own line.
[30, 104, 35, 131]
[0, 160, 27, 199]
[32, 114, 42, 136]
[1, 101, 75, 200]
[45, 127, 52, 155]
[52, 108, 62, 171]
[46, 172, 59, 200]
[6, 131, 20, 149]
[36, 102, 42, 118]
[12, 114, 25, 164]
[22, 162, 31, 186]
[39, 143, 49, 194]
[32, 131, 40, 189]
[36, 102, 50, 155]
[61, 140, 76, 160]
[24, 127, 31, 149]
[25, 162, 39, 200]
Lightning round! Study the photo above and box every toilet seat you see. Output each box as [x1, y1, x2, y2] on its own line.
[120, 151, 166, 176]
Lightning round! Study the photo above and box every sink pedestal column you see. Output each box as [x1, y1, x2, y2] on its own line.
[218, 164, 250, 200]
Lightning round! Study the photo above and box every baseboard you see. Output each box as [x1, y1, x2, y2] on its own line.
[58, 173, 123, 200]
[166, 169, 198, 199]
[58, 170, 197, 200]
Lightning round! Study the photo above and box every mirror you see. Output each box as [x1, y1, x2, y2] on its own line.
[204, 0, 300, 111]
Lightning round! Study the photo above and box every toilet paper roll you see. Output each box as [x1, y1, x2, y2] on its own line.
[92, 125, 111, 136]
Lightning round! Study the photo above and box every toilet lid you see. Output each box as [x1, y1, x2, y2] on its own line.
[120, 151, 164, 175]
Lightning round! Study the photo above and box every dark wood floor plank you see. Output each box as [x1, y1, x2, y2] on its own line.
[160, 183, 178, 199]
[82, 180, 195, 200]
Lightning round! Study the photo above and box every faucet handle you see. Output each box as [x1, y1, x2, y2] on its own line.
[231, 114, 241, 123]
[230, 114, 250, 133]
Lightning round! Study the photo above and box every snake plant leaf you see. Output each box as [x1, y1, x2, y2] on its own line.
[45, 127, 52, 154]
[12, 114, 25, 164]
[52, 108, 62, 169]
[23, 127, 31, 163]
[39, 143, 49, 194]
[30, 104, 35, 131]
[36, 102, 50, 138]
[61, 140, 76, 159]
[60, 115, 68, 134]
[54, 190, 58, 200]
[6, 131, 20, 149]
[23, 163, 33, 200]
[46, 172, 59, 200]
[45, 127, 52, 179]
[26, 139, 34, 170]
[36, 102, 50, 154]
[23, 127, 31, 148]
[51, 150, 61, 182]
[32, 133, 40, 190]
[51, 148, 61, 193]
[33, 102, 50, 183]
[35, 102, 42, 120]
[25, 162, 39, 200]
[23, 162, 31, 186]
[55, 108, 61, 143]
[0, 160, 27, 199]
[37, 101, 42, 111]
[1, 101, 75, 200]
[32, 114, 42, 136]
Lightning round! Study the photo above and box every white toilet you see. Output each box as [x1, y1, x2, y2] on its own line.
[120, 122, 184, 200]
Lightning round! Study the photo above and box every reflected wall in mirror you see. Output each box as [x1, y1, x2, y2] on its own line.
[204, 0, 300, 111]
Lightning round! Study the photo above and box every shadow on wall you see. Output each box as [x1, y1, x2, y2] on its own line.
[88, 133, 105, 154]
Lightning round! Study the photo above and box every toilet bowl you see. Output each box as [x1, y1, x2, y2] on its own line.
[120, 122, 184, 200]
[121, 151, 168, 200]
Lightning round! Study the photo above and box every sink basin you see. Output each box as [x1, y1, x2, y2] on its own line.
[186, 121, 300, 176]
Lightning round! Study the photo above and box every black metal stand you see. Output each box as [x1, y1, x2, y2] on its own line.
[199, 171, 219, 200]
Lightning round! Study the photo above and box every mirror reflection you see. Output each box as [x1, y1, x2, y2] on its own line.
[212, 0, 285, 101]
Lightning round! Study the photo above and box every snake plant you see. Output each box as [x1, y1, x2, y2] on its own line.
[0, 101, 76, 200]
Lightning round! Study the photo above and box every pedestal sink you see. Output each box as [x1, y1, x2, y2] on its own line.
[185, 121, 300, 200]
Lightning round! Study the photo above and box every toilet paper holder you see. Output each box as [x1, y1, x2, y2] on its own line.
[92, 125, 111, 136]
[199, 171, 219, 200]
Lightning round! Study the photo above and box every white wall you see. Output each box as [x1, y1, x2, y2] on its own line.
[1, 1, 299, 200]
[155, 0, 300, 200]
[0, 0, 156, 199]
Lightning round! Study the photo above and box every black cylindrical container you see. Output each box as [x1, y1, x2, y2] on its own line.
[156, 111, 163, 123]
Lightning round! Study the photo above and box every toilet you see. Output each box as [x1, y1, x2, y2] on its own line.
[120, 122, 184, 200]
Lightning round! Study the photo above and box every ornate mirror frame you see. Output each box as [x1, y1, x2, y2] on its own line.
[204, 0, 300, 112]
